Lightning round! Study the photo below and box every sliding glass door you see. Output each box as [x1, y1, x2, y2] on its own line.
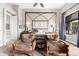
[65, 11, 79, 45]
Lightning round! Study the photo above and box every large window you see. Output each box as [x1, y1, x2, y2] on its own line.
[66, 20, 78, 34]
[65, 11, 79, 45]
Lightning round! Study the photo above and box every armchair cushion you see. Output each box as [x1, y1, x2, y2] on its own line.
[22, 33, 34, 43]
[48, 41, 59, 51]
[14, 40, 32, 51]
[15, 44, 32, 51]
[48, 40, 68, 52]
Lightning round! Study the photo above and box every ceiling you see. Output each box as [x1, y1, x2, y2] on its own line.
[18, 3, 65, 9]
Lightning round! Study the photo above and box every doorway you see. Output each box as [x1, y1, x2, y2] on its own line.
[25, 12, 56, 32]
[3, 9, 17, 45]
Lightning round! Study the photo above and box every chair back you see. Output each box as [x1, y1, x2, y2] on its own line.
[20, 31, 35, 43]
[45, 32, 58, 40]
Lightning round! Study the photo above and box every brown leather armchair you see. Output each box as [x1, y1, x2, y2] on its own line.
[12, 32, 36, 56]
[46, 40, 69, 56]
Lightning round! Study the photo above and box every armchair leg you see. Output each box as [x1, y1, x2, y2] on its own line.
[12, 50, 15, 56]
[46, 47, 48, 56]
[46, 45, 49, 56]
[65, 47, 69, 56]
[66, 52, 69, 56]
[46, 52, 49, 56]
[9, 49, 14, 56]
[32, 50, 34, 56]
[12, 44, 15, 56]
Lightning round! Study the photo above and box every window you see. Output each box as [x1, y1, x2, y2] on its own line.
[66, 20, 78, 34]
[66, 11, 78, 35]
[65, 11, 79, 45]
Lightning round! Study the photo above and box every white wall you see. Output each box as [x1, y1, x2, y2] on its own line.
[10, 16, 17, 39]
[10, 4, 25, 37]
[17, 6, 24, 36]
[0, 3, 18, 46]
[0, 4, 4, 46]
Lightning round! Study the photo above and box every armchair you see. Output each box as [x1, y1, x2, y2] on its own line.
[12, 32, 36, 56]
[46, 40, 69, 56]
[45, 32, 69, 56]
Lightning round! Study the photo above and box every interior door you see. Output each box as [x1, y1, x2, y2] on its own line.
[3, 9, 17, 45]
[3, 10, 12, 45]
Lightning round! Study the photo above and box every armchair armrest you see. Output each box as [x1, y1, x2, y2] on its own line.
[31, 40, 36, 50]
[13, 39, 21, 44]
[45, 40, 48, 45]
[45, 41, 49, 51]
[58, 40, 69, 48]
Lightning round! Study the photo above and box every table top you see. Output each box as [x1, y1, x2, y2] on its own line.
[35, 34, 48, 40]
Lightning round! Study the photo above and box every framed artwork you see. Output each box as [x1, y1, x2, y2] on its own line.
[6, 24, 10, 30]
[32, 20, 48, 29]
[6, 14, 10, 30]
[19, 25, 22, 29]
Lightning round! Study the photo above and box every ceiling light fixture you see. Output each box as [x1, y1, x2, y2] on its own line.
[33, 3, 44, 7]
